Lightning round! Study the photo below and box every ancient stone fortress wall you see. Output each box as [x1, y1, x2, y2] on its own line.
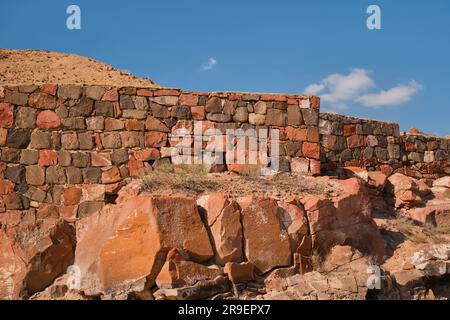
[0, 84, 320, 217]
[319, 113, 450, 180]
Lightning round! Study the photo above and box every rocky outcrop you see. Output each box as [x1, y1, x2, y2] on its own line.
[386, 173, 431, 209]
[74, 195, 213, 297]
[432, 176, 450, 199]
[239, 197, 292, 274]
[262, 246, 376, 300]
[386, 244, 450, 299]
[300, 178, 386, 261]
[0, 220, 75, 299]
[197, 193, 243, 265]
[2, 168, 449, 300]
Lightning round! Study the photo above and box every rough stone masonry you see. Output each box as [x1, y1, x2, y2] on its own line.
[0, 84, 448, 220]
[0, 84, 320, 218]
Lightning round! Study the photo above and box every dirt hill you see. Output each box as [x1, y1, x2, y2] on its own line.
[0, 49, 163, 87]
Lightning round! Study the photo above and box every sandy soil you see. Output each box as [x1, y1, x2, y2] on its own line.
[0, 49, 163, 87]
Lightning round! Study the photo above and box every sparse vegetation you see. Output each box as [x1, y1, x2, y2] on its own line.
[436, 225, 450, 235]
[141, 164, 333, 199]
[142, 164, 218, 196]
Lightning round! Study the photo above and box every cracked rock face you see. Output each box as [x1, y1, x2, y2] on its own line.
[3, 167, 449, 300]
[74, 195, 214, 297]
[301, 178, 386, 262]
[0, 220, 76, 299]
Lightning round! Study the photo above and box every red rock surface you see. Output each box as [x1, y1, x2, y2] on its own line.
[74, 195, 214, 296]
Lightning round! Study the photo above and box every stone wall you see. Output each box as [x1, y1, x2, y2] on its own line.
[1, 83, 448, 220]
[0, 84, 320, 218]
[319, 113, 450, 179]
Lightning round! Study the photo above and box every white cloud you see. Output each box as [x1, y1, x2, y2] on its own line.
[305, 69, 375, 103]
[305, 69, 421, 109]
[356, 81, 422, 108]
[202, 57, 217, 71]
[304, 83, 325, 94]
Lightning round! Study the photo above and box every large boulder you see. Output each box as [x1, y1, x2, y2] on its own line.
[300, 178, 386, 262]
[239, 197, 291, 274]
[389, 244, 450, 299]
[386, 173, 431, 209]
[156, 260, 223, 289]
[406, 198, 450, 227]
[74, 195, 214, 297]
[277, 201, 309, 252]
[197, 193, 243, 265]
[432, 176, 450, 199]
[0, 220, 76, 299]
[263, 246, 376, 300]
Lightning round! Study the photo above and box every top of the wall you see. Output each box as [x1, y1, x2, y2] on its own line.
[320, 112, 399, 126]
[0, 84, 320, 111]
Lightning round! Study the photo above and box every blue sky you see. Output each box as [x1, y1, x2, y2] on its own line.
[1, 0, 449, 135]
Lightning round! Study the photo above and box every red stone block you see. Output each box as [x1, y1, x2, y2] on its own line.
[347, 135, 365, 148]
[105, 182, 121, 194]
[3, 193, 22, 210]
[36, 203, 59, 219]
[102, 166, 122, 184]
[59, 205, 78, 220]
[310, 96, 320, 109]
[95, 132, 103, 150]
[191, 106, 205, 121]
[228, 93, 242, 101]
[210, 92, 227, 98]
[136, 89, 154, 97]
[38, 150, 58, 166]
[260, 94, 287, 102]
[113, 101, 121, 117]
[427, 141, 439, 151]
[302, 142, 320, 160]
[153, 89, 180, 96]
[0, 103, 14, 128]
[145, 131, 168, 148]
[102, 89, 119, 101]
[307, 127, 320, 143]
[125, 119, 144, 131]
[285, 126, 307, 142]
[129, 160, 144, 177]
[91, 152, 112, 167]
[119, 88, 137, 95]
[309, 159, 321, 176]
[0, 128, 7, 146]
[0, 179, 15, 195]
[28, 92, 56, 109]
[41, 84, 58, 95]
[63, 186, 82, 205]
[0, 210, 22, 225]
[37, 110, 61, 130]
[133, 148, 160, 161]
[343, 124, 356, 137]
[405, 142, 416, 152]
[179, 94, 198, 106]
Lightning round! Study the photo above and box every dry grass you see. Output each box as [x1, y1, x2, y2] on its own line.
[141, 164, 331, 200]
[388, 217, 448, 245]
[436, 225, 450, 235]
[0, 49, 163, 87]
[142, 164, 217, 196]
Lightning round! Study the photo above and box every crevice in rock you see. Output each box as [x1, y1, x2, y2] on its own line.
[197, 205, 220, 265]
[237, 202, 247, 263]
[105, 193, 118, 204]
